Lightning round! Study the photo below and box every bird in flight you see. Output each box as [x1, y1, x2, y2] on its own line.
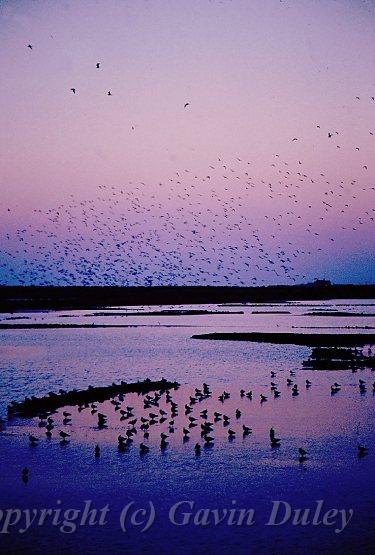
[70, 88, 76, 94]
[107, 91, 112, 96]
[292, 138, 298, 141]
[27, 44, 33, 50]
[184, 102, 190, 108]
[96, 62, 100, 69]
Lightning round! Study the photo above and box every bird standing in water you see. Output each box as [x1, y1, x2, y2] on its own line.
[357, 445, 368, 457]
[29, 434, 39, 446]
[270, 427, 281, 447]
[21, 467, 29, 483]
[140, 443, 149, 454]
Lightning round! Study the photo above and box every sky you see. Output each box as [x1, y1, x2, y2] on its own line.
[0, 0, 374, 286]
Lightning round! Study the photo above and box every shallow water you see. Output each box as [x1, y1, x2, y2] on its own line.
[0, 300, 374, 554]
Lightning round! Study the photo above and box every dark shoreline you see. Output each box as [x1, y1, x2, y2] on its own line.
[0, 324, 196, 329]
[88, 309, 244, 317]
[1, 283, 374, 312]
[303, 311, 375, 317]
[191, 332, 375, 347]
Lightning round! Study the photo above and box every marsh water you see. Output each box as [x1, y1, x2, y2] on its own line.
[0, 300, 374, 554]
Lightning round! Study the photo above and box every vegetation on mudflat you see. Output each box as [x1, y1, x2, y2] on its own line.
[302, 347, 375, 370]
[8, 378, 179, 418]
[191, 332, 375, 347]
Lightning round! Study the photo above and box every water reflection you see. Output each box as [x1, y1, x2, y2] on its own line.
[0, 301, 374, 554]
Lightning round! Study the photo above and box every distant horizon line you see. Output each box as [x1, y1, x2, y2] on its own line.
[1, 282, 375, 289]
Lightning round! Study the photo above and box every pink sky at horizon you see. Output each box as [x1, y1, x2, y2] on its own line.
[0, 0, 374, 285]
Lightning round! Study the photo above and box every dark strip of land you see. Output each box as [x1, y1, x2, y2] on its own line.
[252, 310, 291, 314]
[304, 312, 375, 317]
[0, 324, 194, 329]
[1, 283, 374, 312]
[88, 309, 244, 317]
[8, 378, 179, 418]
[191, 332, 375, 347]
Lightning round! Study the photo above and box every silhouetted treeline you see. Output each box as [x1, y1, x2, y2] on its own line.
[0, 282, 374, 312]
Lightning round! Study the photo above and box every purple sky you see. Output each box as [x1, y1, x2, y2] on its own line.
[0, 0, 374, 285]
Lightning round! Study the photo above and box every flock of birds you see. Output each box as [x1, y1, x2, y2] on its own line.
[0, 46, 374, 286]
[2, 142, 375, 286]
[15, 371, 373, 483]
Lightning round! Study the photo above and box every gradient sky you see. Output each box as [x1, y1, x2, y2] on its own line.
[0, 0, 374, 285]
